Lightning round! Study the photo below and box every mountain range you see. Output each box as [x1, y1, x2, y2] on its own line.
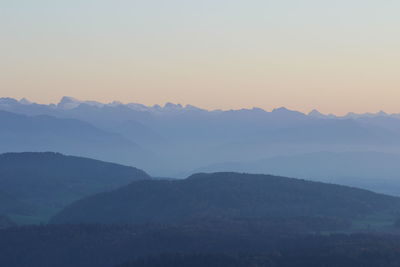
[2, 96, 400, 195]
[1, 96, 396, 119]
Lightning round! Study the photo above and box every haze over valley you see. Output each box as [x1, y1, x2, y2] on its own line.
[2, 96, 400, 195]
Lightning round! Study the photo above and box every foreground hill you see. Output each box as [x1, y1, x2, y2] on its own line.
[51, 172, 400, 225]
[0, 152, 150, 223]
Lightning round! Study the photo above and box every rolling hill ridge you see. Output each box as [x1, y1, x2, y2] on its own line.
[51, 172, 400, 225]
[0, 152, 151, 223]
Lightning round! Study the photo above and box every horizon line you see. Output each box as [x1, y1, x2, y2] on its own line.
[0, 95, 395, 118]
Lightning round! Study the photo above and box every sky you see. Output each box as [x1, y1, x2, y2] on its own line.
[1, 0, 399, 115]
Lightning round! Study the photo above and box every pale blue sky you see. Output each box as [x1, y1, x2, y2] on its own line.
[1, 1, 399, 114]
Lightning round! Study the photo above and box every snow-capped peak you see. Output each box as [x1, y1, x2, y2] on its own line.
[19, 98, 33, 105]
[58, 96, 81, 110]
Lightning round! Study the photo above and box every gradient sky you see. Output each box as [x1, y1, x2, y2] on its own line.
[1, 1, 399, 114]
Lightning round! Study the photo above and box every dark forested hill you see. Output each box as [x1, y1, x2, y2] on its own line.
[193, 151, 400, 196]
[119, 246, 400, 267]
[51, 172, 400, 225]
[0, 191, 31, 216]
[2, 223, 400, 267]
[0, 152, 150, 223]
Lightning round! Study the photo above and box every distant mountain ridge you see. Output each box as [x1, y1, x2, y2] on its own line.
[0, 96, 397, 118]
[2, 96, 400, 178]
[0, 96, 211, 115]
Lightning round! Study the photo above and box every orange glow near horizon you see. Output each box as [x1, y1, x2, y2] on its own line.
[1, 1, 400, 116]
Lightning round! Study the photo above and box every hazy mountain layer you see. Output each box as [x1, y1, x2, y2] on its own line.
[2, 97, 400, 178]
[0, 110, 155, 170]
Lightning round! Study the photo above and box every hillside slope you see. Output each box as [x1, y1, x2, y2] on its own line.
[194, 151, 400, 196]
[0, 152, 151, 223]
[0, 191, 31, 216]
[51, 172, 400, 225]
